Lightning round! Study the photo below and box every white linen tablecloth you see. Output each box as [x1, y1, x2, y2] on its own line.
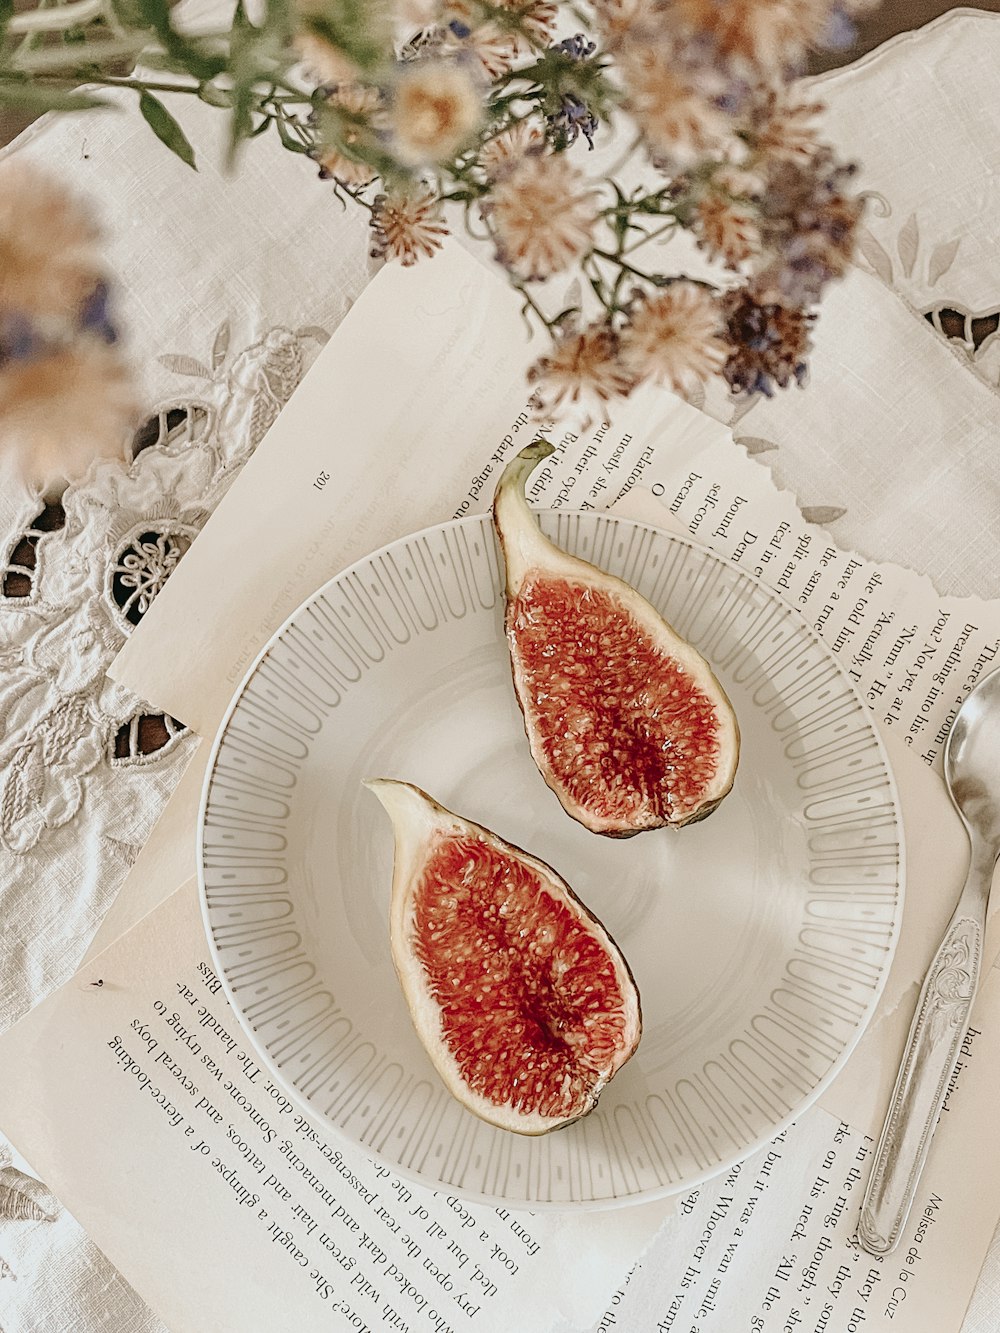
[0, 8, 998, 1330]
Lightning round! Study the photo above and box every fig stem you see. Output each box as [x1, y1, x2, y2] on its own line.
[493, 441, 560, 599]
[508, 438, 555, 480]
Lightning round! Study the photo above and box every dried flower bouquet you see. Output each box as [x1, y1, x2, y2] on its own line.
[0, 0, 874, 418]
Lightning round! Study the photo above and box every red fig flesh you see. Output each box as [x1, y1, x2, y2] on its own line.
[493, 441, 740, 836]
[366, 779, 641, 1135]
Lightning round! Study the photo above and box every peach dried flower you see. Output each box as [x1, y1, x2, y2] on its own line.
[528, 322, 637, 413]
[621, 283, 727, 397]
[370, 187, 449, 265]
[486, 154, 599, 281]
[477, 120, 546, 180]
[314, 84, 381, 188]
[671, 0, 833, 72]
[695, 191, 761, 268]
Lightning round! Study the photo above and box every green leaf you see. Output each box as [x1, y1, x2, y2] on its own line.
[0, 81, 111, 113]
[225, 79, 256, 169]
[139, 90, 197, 170]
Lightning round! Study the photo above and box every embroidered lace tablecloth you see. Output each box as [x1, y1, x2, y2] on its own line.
[1, 8, 999, 1330]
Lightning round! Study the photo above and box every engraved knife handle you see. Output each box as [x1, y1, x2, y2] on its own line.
[857, 879, 987, 1256]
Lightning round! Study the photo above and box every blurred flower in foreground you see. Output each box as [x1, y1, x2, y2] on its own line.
[622, 284, 728, 395]
[485, 153, 599, 280]
[388, 60, 483, 165]
[313, 83, 382, 187]
[0, 161, 137, 494]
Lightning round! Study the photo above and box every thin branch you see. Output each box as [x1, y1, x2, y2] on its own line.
[24, 71, 202, 93]
[8, 0, 105, 33]
[622, 218, 680, 255]
[591, 247, 666, 285]
[10, 36, 149, 71]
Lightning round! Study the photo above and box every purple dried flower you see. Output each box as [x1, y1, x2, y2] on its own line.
[755, 149, 861, 305]
[547, 94, 599, 149]
[721, 285, 813, 396]
[555, 33, 597, 61]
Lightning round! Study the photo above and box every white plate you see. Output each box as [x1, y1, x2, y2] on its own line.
[198, 511, 903, 1208]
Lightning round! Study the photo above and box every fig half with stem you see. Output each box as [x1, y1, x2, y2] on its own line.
[493, 440, 740, 836]
[366, 779, 641, 1135]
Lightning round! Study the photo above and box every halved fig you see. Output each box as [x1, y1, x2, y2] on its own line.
[493, 440, 739, 836]
[365, 779, 641, 1135]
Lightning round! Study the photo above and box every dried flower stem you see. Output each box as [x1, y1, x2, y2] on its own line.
[621, 218, 682, 254]
[8, 0, 107, 35]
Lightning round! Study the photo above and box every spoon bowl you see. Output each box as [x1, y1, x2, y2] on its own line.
[945, 667, 1000, 848]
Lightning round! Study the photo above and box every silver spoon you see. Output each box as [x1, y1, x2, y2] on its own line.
[857, 666, 1000, 1255]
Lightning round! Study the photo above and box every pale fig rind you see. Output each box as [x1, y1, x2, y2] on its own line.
[493, 440, 740, 837]
[365, 778, 642, 1136]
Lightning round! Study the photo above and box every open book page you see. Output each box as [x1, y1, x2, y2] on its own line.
[82, 740, 208, 963]
[110, 245, 999, 765]
[0, 878, 669, 1333]
[594, 967, 1000, 1333]
[1, 864, 997, 1333]
[610, 446, 999, 772]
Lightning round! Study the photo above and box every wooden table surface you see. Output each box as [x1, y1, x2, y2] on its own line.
[809, 0, 1000, 72]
